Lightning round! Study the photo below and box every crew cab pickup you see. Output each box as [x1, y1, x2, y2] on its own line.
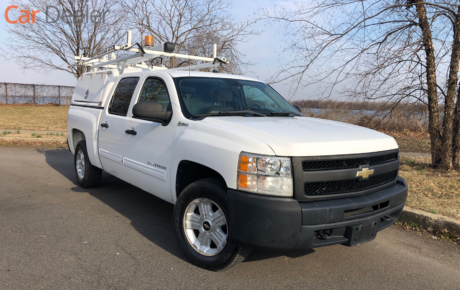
[67, 68, 408, 271]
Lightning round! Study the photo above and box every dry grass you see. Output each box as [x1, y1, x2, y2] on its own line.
[400, 155, 460, 220]
[0, 131, 67, 139]
[0, 104, 69, 131]
[356, 113, 427, 133]
[0, 130, 67, 147]
[0, 141, 67, 148]
[294, 99, 429, 134]
[292, 99, 427, 113]
[302, 108, 428, 134]
[384, 131, 431, 153]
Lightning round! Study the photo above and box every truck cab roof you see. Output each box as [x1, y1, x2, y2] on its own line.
[167, 71, 262, 82]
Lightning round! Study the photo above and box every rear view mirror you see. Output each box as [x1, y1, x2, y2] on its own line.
[132, 101, 172, 126]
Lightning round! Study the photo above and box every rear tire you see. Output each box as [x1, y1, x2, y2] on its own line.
[174, 178, 251, 271]
[74, 141, 102, 188]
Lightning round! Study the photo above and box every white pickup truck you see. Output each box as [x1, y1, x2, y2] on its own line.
[67, 41, 407, 271]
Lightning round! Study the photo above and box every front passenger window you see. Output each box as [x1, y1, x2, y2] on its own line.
[138, 78, 171, 111]
[243, 85, 279, 111]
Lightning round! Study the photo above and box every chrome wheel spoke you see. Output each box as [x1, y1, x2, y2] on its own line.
[198, 232, 211, 247]
[211, 229, 227, 251]
[184, 213, 201, 230]
[198, 200, 212, 217]
[211, 209, 226, 227]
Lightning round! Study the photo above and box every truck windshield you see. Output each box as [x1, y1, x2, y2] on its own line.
[173, 77, 300, 119]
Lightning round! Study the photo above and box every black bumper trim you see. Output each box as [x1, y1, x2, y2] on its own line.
[228, 190, 302, 250]
[227, 176, 407, 250]
[296, 203, 404, 249]
[300, 177, 407, 225]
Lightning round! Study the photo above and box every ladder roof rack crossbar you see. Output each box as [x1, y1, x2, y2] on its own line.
[70, 31, 229, 74]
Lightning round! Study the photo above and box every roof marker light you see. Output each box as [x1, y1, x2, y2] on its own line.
[145, 35, 154, 47]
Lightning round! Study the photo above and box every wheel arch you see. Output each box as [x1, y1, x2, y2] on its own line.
[70, 127, 102, 169]
[176, 160, 227, 199]
[72, 129, 86, 151]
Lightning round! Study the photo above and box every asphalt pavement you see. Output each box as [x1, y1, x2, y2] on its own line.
[0, 147, 459, 290]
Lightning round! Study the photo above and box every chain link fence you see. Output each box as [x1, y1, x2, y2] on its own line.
[0, 83, 74, 105]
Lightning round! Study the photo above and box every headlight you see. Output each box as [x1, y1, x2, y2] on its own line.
[237, 152, 293, 197]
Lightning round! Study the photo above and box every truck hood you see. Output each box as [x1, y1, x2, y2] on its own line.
[201, 116, 398, 156]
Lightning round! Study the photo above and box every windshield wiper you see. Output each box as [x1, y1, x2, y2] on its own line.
[196, 110, 266, 118]
[266, 112, 298, 116]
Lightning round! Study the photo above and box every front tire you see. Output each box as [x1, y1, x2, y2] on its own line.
[174, 178, 251, 271]
[74, 141, 102, 188]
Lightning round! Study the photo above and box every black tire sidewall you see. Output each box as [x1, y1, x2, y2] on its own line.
[174, 180, 238, 270]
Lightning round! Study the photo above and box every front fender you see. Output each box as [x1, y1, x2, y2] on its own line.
[170, 121, 275, 203]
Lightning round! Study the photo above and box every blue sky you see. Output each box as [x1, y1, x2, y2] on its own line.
[0, 0, 307, 100]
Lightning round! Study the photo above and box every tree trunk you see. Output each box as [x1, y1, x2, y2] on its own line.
[415, 1, 442, 166]
[452, 99, 460, 169]
[453, 87, 460, 168]
[440, 10, 460, 170]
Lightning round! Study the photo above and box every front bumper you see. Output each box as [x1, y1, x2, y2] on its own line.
[228, 176, 408, 250]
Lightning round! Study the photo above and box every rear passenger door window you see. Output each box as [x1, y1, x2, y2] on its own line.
[137, 78, 171, 111]
[108, 77, 140, 116]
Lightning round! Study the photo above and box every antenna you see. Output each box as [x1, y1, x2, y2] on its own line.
[189, 55, 192, 119]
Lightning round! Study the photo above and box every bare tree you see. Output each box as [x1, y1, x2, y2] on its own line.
[3, 0, 128, 78]
[122, 0, 257, 74]
[258, 0, 460, 169]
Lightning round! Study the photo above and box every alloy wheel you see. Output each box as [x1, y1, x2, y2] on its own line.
[183, 197, 228, 256]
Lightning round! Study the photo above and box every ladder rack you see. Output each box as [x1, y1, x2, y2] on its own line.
[71, 31, 229, 74]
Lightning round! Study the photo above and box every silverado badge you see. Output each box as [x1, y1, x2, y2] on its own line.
[356, 166, 374, 180]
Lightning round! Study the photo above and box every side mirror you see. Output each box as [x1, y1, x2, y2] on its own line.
[132, 101, 172, 126]
[293, 105, 302, 113]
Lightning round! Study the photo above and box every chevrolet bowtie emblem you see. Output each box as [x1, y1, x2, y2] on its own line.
[356, 166, 374, 179]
